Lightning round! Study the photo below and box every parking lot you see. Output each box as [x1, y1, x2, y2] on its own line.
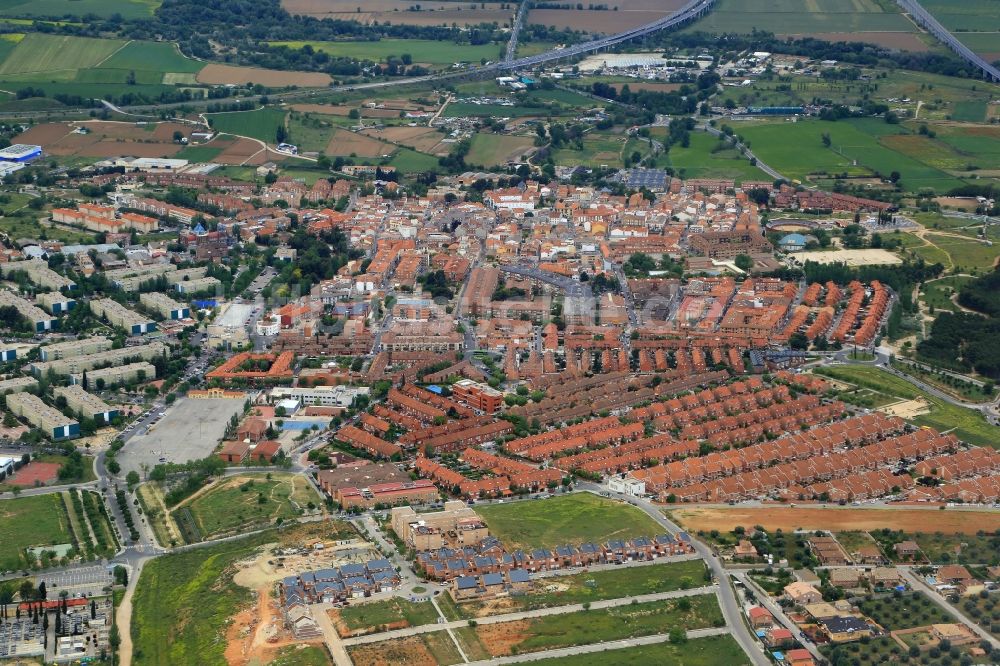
[36, 564, 115, 598]
[117, 396, 245, 473]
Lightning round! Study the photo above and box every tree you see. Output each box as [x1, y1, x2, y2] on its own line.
[125, 470, 140, 488]
[734, 254, 754, 272]
[821, 132, 831, 148]
[172, 130, 184, 143]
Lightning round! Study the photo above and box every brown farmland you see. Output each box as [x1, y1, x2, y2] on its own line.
[348, 635, 441, 666]
[669, 506, 1000, 536]
[197, 63, 332, 87]
[325, 128, 395, 157]
[362, 126, 447, 153]
[17, 121, 190, 158]
[528, 3, 683, 33]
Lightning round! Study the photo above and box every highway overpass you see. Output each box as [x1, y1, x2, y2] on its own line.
[896, 0, 1000, 82]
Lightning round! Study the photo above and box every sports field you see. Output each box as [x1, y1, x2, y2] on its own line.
[269, 39, 499, 65]
[475, 493, 663, 550]
[669, 506, 1000, 535]
[812, 365, 999, 447]
[0, 33, 126, 77]
[0, 494, 74, 571]
[207, 108, 288, 144]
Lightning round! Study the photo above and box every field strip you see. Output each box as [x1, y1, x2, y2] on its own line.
[432, 595, 470, 663]
[342, 584, 718, 646]
[94, 39, 133, 68]
[463, 627, 731, 665]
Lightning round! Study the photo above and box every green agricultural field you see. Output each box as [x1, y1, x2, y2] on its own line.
[663, 130, 769, 182]
[466, 133, 535, 167]
[174, 144, 225, 162]
[475, 492, 664, 550]
[524, 634, 749, 666]
[551, 131, 629, 168]
[923, 0, 1000, 32]
[388, 147, 439, 174]
[269, 39, 499, 66]
[737, 118, 968, 193]
[100, 41, 203, 74]
[338, 598, 440, 632]
[683, 0, 914, 34]
[0, 0, 158, 19]
[207, 108, 287, 144]
[812, 365, 999, 447]
[0, 33, 126, 77]
[957, 31, 1000, 55]
[0, 494, 74, 571]
[286, 114, 336, 153]
[179, 473, 319, 539]
[952, 101, 988, 122]
[468, 595, 723, 657]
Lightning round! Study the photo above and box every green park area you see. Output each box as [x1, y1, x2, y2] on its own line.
[812, 365, 998, 447]
[269, 39, 499, 66]
[475, 492, 663, 550]
[175, 473, 320, 541]
[0, 494, 74, 571]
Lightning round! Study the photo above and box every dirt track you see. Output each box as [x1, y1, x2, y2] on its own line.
[670, 506, 1000, 535]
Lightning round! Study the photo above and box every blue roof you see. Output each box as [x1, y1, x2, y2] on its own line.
[456, 576, 478, 589]
[780, 233, 808, 244]
[483, 573, 504, 586]
[426, 385, 444, 394]
[772, 651, 785, 661]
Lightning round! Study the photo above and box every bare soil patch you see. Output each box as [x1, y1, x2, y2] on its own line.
[326, 128, 395, 157]
[15, 123, 73, 145]
[880, 398, 931, 418]
[198, 63, 332, 87]
[475, 618, 531, 657]
[9, 462, 60, 486]
[362, 126, 445, 152]
[349, 635, 439, 666]
[670, 506, 1000, 535]
[528, 8, 671, 32]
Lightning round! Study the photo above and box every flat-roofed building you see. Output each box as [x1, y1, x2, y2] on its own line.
[90, 298, 156, 335]
[140, 292, 190, 320]
[37, 291, 76, 315]
[0, 290, 57, 332]
[105, 264, 177, 291]
[54, 385, 119, 423]
[31, 341, 165, 376]
[0, 376, 38, 395]
[173, 276, 222, 295]
[39, 336, 113, 362]
[163, 267, 208, 285]
[6, 392, 79, 440]
[71, 361, 156, 387]
[270, 385, 369, 408]
[0, 259, 76, 291]
[450, 379, 503, 413]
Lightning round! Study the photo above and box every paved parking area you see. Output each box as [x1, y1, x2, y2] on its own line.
[117, 397, 245, 473]
[37, 565, 115, 598]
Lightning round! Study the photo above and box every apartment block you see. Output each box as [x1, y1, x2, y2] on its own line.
[173, 276, 222, 295]
[163, 267, 208, 285]
[0, 376, 38, 395]
[90, 298, 157, 335]
[450, 379, 504, 414]
[0, 290, 57, 332]
[37, 291, 76, 315]
[71, 361, 156, 387]
[54, 384, 119, 423]
[39, 336, 113, 362]
[31, 342, 165, 376]
[139, 292, 190, 320]
[6, 392, 79, 440]
[105, 264, 178, 292]
[0, 259, 76, 291]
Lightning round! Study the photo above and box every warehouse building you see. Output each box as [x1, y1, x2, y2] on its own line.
[0, 144, 42, 162]
[0, 289, 57, 332]
[139, 292, 190, 320]
[0, 376, 38, 395]
[31, 341, 165, 376]
[37, 291, 77, 315]
[39, 336, 113, 362]
[54, 385, 118, 423]
[71, 362, 156, 388]
[90, 298, 157, 335]
[6, 392, 79, 440]
[0, 259, 76, 291]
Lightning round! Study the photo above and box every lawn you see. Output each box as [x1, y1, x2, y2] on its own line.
[551, 131, 629, 168]
[857, 591, 953, 630]
[338, 598, 439, 632]
[738, 119, 968, 193]
[466, 133, 535, 167]
[0, 33, 126, 76]
[664, 131, 770, 182]
[179, 473, 319, 539]
[0, 494, 74, 571]
[474, 492, 664, 550]
[520, 634, 749, 666]
[0, 0, 159, 19]
[269, 39, 499, 66]
[267, 645, 330, 666]
[811, 365, 1000, 447]
[470, 594, 723, 657]
[683, 0, 914, 34]
[460, 559, 709, 617]
[207, 108, 287, 144]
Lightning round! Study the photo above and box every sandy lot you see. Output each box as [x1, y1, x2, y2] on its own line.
[326, 128, 395, 157]
[475, 618, 531, 657]
[669, 506, 1000, 535]
[198, 63, 332, 87]
[791, 248, 902, 266]
[349, 635, 439, 666]
[778, 32, 930, 52]
[880, 398, 930, 418]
